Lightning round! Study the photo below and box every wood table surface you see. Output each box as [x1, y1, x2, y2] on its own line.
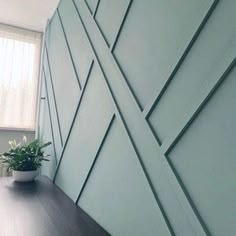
[0, 176, 109, 236]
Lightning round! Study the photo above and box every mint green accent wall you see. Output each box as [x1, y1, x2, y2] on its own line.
[47, 12, 80, 143]
[85, 0, 98, 15]
[38, 0, 236, 235]
[39, 74, 57, 180]
[79, 118, 170, 235]
[95, 0, 129, 47]
[168, 65, 236, 235]
[55, 63, 114, 202]
[113, 0, 212, 109]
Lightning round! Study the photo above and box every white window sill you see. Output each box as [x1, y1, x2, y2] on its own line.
[0, 127, 35, 132]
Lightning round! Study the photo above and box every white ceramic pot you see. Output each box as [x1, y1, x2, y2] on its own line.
[12, 170, 38, 182]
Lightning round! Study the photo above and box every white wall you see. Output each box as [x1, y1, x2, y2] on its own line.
[0, 130, 35, 153]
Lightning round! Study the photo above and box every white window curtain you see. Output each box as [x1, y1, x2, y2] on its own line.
[0, 24, 42, 130]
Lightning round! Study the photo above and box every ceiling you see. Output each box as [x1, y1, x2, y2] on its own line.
[0, 0, 60, 32]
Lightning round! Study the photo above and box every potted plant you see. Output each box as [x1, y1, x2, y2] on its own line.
[0, 136, 51, 182]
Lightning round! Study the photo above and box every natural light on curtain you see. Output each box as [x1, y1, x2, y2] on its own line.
[0, 24, 42, 130]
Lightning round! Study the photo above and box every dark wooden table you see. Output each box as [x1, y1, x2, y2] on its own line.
[0, 176, 108, 236]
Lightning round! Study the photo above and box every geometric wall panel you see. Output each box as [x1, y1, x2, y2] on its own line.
[55, 63, 114, 202]
[47, 12, 81, 143]
[39, 74, 57, 180]
[43, 57, 63, 160]
[40, 104, 57, 180]
[85, 0, 98, 15]
[168, 66, 236, 236]
[78, 118, 170, 236]
[39, 0, 236, 234]
[38, 73, 46, 142]
[59, 0, 94, 87]
[113, 0, 214, 109]
[149, 0, 236, 143]
[94, 0, 130, 47]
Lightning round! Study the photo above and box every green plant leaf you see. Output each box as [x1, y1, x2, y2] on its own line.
[2, 137, 52, 171]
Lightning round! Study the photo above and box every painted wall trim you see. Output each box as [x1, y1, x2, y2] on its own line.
[53, 60, 95, 182]
[43, 67, 58, 165]
[143, 0, 219, 119]
[45, 45, 64, 147]
[76, 113, 116, 204]
[57, 9, 82, 90]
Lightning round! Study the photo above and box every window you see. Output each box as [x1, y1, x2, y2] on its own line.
[0, 24, 42, 130]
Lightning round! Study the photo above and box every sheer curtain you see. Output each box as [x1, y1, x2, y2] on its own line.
[0, 24, 42, 130]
